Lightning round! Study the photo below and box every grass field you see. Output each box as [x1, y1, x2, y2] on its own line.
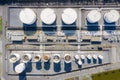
[92, 69, 120, 80]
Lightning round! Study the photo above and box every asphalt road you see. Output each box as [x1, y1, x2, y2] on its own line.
[0, 6, 2, 16]
[0, 40, 2, 53]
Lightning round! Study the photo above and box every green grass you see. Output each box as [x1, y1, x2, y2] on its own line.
[0, 17, 2, 32]
[92, 69, 120, 80]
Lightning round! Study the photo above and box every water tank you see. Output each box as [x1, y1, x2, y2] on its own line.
[53, 54, 61, 63]
[62, 8, 77, 24]
[9, 54, 20, 63]
[19, 8, 36, 24]
[40, 8, 56, 24]
[15, 63, 25, 74]
[64, 54, 72, 63]
[87, 10, 101, 23]
[104, 10, 119, 23]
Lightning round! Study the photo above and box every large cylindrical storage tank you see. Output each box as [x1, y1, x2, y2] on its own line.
[14, 63, 25, 74]
[53, 54, 61, 63]
[87, 10, 101, 23]
[62, 8, 77, 24]
[9, 54, 20, 63]
[19, 8, 37, 24]
[104, 10, 119, 23]
[40, 8, 56, 25]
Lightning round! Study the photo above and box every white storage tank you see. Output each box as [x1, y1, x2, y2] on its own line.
[87, 55, 92, 59]
[53, 54, 61, 63]
[92, 55, 98, 59]
[64, 54, 72, 63]
[62, 8, 77, 24]
[15, 63, 25, 74]
[40, 8, 56, 24]
[9, 54, 20, 63]
[77, 60, 82, 65]
[80, 55, 85, 60]
[22, 54, 32, 63]
[87, 10, 101, 23]
[19, 8, 37, 24]
[74, 55, 80, 60]
[104, 10, 119, 23]
[98, 55, 103, 60]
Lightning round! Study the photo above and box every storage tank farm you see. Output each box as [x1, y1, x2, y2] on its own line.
[2, 1, 120, 80]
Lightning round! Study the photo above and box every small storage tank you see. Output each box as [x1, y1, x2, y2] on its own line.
[43, 54, 50, 62]
[74, 55, 80, 60]
[40, 8, 56, 24]
[77, 60, 82, 65]
[33, 55, 41, 62]
[62, 8, 77, 24]
[19, 8, 36, 24]
[87, 10, 101, 23]
[53, 54, 61, 63]
[22, 54, 32, 63]
[92, 55, 97, 59]
[15, 63, 25, 74]
[98, 55, 103, 60]
[80, 55, 85, 60]
[64, 54, 72, 63]
[87, 55, 92, 59]
[104, 10, 119, 23]
[9, 54, 20, 63]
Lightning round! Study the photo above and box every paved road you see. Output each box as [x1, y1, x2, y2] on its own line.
[0, 29, 2, 51]
[0, 6, 2, 16]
